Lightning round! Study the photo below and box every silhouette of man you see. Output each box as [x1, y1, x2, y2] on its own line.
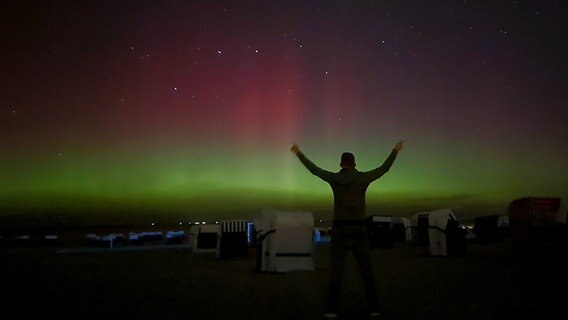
[290, 140, 404, 319]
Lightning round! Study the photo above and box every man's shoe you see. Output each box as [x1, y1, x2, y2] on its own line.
[370, 312, 382, 319]
[323, 313, 338, 319]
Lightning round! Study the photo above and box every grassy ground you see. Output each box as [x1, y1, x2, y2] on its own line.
[1, 235, 566, 320]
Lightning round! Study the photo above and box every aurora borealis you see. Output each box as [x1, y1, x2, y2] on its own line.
[2, 1, 567, 224]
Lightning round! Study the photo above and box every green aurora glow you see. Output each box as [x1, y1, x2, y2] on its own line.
[2, 140, 566, 225]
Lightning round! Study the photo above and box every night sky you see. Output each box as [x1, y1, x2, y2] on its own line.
[2, 0, 567, 223]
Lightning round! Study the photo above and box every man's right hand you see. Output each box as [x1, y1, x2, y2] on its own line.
[290, 144, 300, 155]
[394, 140, 404, 152]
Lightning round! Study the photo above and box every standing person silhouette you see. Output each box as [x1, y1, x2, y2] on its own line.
[290, 140, 404, 319]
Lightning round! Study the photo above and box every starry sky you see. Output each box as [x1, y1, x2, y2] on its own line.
[2, 0, 567, 224]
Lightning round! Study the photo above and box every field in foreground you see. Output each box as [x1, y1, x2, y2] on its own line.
[2, 238, 567, 320]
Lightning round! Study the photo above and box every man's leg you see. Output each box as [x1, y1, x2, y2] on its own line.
[351, 229, 380, 313]
[327, 229, 349, 314]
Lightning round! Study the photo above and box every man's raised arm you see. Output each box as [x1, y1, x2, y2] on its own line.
[290, 144, 334, 183]
[365, 140, 404, 183]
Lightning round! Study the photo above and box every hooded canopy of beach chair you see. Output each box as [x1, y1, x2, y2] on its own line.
[216, 219, 250, 259]
[410, 212, 431, 245]
[427, 208, 466, 257]
[256, 208, 315, 273]
[391, 217, 412, 241]
[191, 224, 219, 252]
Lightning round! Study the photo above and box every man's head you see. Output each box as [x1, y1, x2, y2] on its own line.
[340, 152, 356, 169]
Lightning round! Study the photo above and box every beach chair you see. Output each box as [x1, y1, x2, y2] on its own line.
[216, 220, 249, 259]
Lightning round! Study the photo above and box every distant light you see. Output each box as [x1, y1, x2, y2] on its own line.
[217, 49, 222, 54]
[151, 222, 155, 226]
[319, 220, 323, 223]
[179, 222, 183, 225]
[215, 221, 219, 224]
[255, 49, 259, 53]
[202, 221, 206, 224]
[173, 87, 178, 91]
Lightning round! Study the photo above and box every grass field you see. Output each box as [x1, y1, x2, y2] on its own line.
[1, 232, 567, 320]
